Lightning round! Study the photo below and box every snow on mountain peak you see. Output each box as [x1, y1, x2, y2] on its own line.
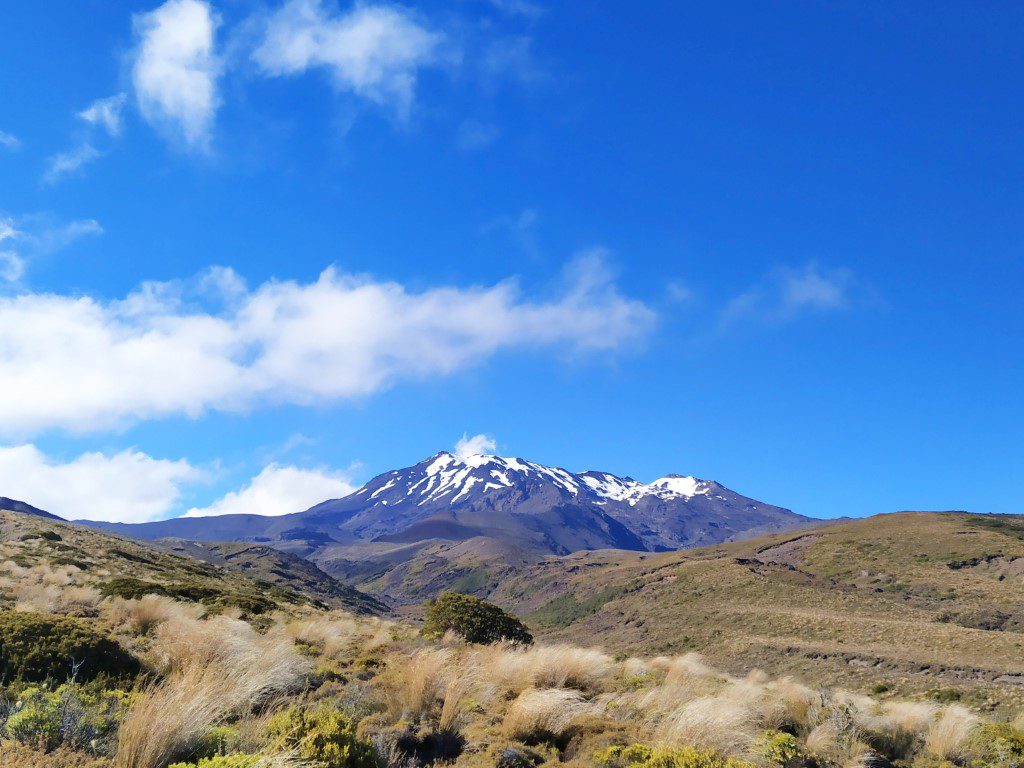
[360, 452, 715, 510]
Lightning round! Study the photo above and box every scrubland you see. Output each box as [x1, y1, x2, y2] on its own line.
[3, 512, 1024, 768]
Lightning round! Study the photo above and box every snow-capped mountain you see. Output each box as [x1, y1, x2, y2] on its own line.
[87, 450, 809, 558]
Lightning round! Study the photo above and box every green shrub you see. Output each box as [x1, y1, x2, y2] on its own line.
[19, 531, 61, 542]
[266, 705, 380, 768]
[224, 593, 276, 616]
[99, 577, 170, 600]
[0, 683, 123, 752]
[421, 592, 532, 645]
[0, 611, 139, 683]
[168, 756, 261, 768]
[595, 744, 755, 768]
[967, 724, 1024, 768]
[756, 731, 810, 768]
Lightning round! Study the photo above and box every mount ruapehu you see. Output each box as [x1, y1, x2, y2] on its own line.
[82, 451, 812, 603]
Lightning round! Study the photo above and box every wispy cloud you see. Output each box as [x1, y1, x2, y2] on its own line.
[0, 131, 19, 150]
[78, 93, 128, 137]
[0, 213, 103, 282]
[485, 0, 545, 20]
[717, 262, 857, 332]
[253, 0, 448, 119]
[133, 0, 222, 150]
[0, 256, 653, 435]
[42, 144, 102, 185]
[457, 120, 499, 151]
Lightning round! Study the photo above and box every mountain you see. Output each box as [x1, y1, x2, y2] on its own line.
[0, 496, 62, 520]
[83, 451, 810, 602]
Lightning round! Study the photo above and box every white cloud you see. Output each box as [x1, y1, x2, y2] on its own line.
[718, 262, 856, 331]
[42, 144, 101, 185]
[253, 0, 445, 118]
[0, 214, 102, 282]
[0, 131, 19, 150]
[454, 433, 497, 459]
[133, 0, 221, 149]
[184, 463, 356, 517]
[78, 93, 128, 137]
[0, 257, 653, 435]
[0, 444, 205, 523]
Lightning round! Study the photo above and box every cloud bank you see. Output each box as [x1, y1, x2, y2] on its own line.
[0, 444, 204, 523]
[0, 258, 653, 436]
[184, 463, 356, 517]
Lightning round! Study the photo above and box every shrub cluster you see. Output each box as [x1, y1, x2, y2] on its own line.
[265, 705, 381, 768]
[596, 744, 755, 768]
[0, 611, 139, 683]
[421, 592, 533, 645]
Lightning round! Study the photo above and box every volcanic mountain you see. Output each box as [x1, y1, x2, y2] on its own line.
[85, 452, 811, 602]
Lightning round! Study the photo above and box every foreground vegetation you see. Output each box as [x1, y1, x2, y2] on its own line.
[4, 510, 1024, 768]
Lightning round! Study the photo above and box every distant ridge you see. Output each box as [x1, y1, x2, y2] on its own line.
[0, 496, 62, 521]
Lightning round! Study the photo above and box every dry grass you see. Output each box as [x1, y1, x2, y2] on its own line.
[924, 704, 979, 760]
[502, 687, 590, 740]
[102, 594, 204, 635]
[115, 613, 310, 768]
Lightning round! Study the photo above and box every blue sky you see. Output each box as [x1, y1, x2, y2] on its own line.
[0, 0, 1021, 523]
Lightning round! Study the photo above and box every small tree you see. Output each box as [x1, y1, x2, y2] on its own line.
[421, 592, 532, 645]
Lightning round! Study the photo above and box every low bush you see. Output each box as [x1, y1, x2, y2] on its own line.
[168, 757, 261, 768]
[421, 592, 532, 645]
[965, 723, 1024, 768]
[756, 731, 812, 768]
[595, 744, 755, 768]
[265, 705, 380, 768]
[0, 683, 125, 753]
[100, 578, 170, 601]
[0, 611, 139, 683]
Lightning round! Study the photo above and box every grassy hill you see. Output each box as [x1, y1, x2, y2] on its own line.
[0, 510, 384, 616]
[484, 512, 1024, 708]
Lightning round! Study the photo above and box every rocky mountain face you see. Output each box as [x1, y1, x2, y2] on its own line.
[84, 451, 811, 603]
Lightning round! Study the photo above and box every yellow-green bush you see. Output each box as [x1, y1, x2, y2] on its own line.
[756, 731, 811, 768]
[0, 684, 124, 753]
[265, 705, 380, 768]
[967, 724, 1024, 768]
[595, 744, 755, 768]
[167, 756, 261, 768]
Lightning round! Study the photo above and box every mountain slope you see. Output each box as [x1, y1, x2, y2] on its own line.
[482, 511, 1024, 704]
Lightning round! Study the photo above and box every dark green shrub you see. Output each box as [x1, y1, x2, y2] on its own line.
[0, 611, 140, 683]
[224, 593, 276, 616]
[99, 577, 170, 600]
[19, 530, 61, 542]
[266, 705, 380, 768]
[421, 592, 532, 645]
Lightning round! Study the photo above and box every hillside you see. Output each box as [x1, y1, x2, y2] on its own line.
[479, 512, 1024, 707]
[0, 510, 384, 615]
